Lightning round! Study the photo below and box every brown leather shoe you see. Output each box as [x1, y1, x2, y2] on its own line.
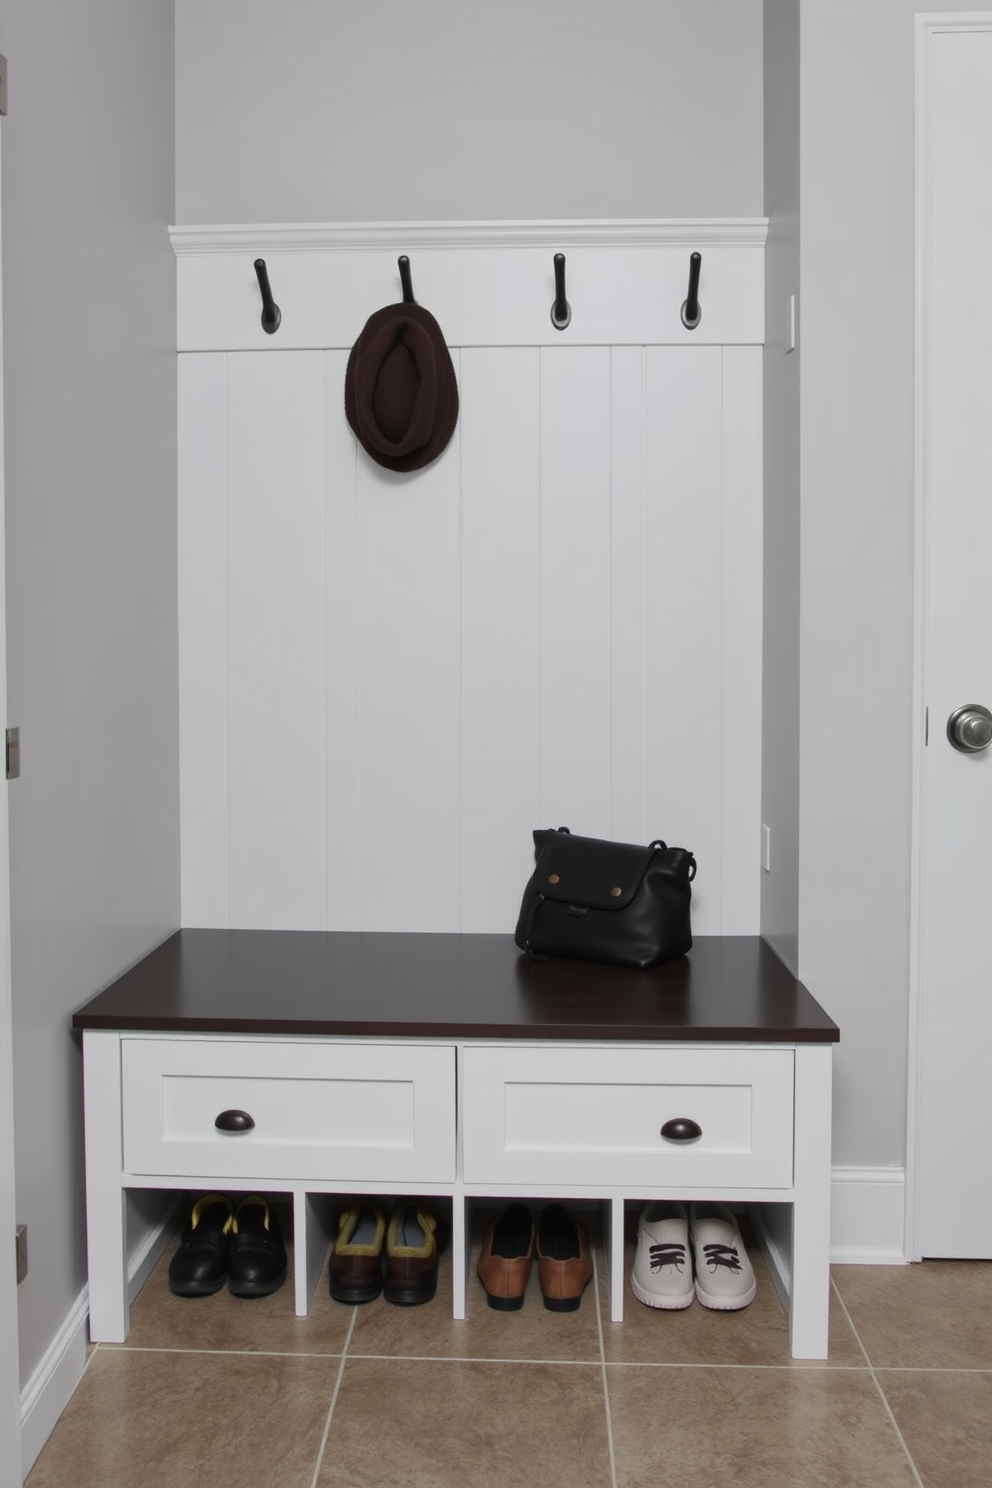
[536, 1204, 593, 1312]
[477, 1203, 535, 1311]
[383, 1201, 446, 1306]
[329, 1200, 387, 1303]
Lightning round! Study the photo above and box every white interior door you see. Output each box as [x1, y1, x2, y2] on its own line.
[913, 16, 992, 1260]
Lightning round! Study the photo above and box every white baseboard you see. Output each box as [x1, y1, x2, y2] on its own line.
[18, 1287, 90, 1478]
[830, 1164, 907, 1265]
[750, 1165, 906, 1308]
[19, 1200, 180, 1479]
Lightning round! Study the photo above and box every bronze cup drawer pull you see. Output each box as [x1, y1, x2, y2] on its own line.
[660, 1117, 702, 1143]
[214, 1109, 255, 1134]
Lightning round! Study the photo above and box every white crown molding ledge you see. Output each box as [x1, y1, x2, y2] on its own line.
[170, 218, 769, 256]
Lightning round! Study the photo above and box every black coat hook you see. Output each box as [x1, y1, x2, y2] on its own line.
[398, 255, 416, 304]
[253, 258, 281, 334]
[681, 251, 702, 330]
[551, 253, 571, 330]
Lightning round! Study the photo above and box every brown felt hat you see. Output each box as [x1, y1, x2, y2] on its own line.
[344, 302, 459, 473]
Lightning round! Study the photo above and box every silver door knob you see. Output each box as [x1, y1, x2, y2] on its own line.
[946, 704, 992, 753]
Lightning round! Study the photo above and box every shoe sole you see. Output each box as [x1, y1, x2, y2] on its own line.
[541, 1291, 586, 1312]
[330, 1277, 383, 1304]
[482, 1289, 526, 1311]
[631, 1273, 694, 1310]
[694, 1279, 757, 1310]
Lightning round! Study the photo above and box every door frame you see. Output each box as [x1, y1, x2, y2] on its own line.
[905, 10, 992, 1263]
[0, 108, 23, 1476]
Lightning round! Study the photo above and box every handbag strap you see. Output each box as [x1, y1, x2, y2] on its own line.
[522, 892, 548, 961]
[649, 840, 697, 881]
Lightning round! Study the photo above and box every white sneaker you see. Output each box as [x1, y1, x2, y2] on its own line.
[688, 1203, 757, 1310]
[631, 1201, 694, 1310]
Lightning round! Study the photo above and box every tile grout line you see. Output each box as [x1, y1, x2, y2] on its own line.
[79, 1345, 104, 1383]
[592, 1359, 868, 1373]
[308, 1303, 360, 1488]
[110, 1341, 987, 1374]
[830, 1278, 926, 1488]
[828, 1277, 873, 1368]
[104, 1341, 611, 1367]
[592, 1243, 619, 1488]
[850, 1365, 992, 1375]
[100, 1343, 351, 1361]
[347, 1352, 605, 1367]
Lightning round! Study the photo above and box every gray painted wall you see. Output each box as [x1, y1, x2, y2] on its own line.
[1, 0, 179, 1387]
[761, 0, 800, 976]
[175, 0, 765, 223]
[796, 0, 985, 1167]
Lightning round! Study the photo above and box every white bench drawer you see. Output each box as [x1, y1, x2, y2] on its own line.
[121, 1038, 456, 1183]
[461, 1045, 794, 1189]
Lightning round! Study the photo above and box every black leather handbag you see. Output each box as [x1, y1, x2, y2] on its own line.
[514, 827, 697, 970]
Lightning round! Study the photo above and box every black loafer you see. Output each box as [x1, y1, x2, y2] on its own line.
[228, 1195, 288, 1298]
[168, 1194, 234, 1296]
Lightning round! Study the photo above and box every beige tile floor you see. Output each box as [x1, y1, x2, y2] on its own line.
[25, 1201, 992, 1488]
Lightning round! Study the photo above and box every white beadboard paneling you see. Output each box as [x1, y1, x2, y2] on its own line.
[459, 348, 542, 933]
[643, 347, 725, 933]
[610, 347, 648, 842]
[324, 349, 363, 929]
[178, 354, 230, 926]
[356, 371, 463, 932]
[172, 222, 766, 352]
[227, 352, 327, 928]
[539, 347, 614, 835]
[176, 231, 766, 934]
[721, 347, 763, 932]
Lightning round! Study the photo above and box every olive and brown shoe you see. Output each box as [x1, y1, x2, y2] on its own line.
[329, 1201, 387, 1304]
[383, 1201, 447, 1306]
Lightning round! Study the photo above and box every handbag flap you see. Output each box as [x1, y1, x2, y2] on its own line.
[531, 830, 660, 911]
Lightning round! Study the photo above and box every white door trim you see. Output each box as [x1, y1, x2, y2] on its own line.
[0, 113, 23, 1479]
[906, 11, 992, 1263]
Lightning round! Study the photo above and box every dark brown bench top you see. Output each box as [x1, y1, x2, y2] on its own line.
[72, 931, 838, 1044]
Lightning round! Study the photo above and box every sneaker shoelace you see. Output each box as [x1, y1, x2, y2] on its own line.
[701, 1242, 743, 1273]
[648, 1242, 687, 1274]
